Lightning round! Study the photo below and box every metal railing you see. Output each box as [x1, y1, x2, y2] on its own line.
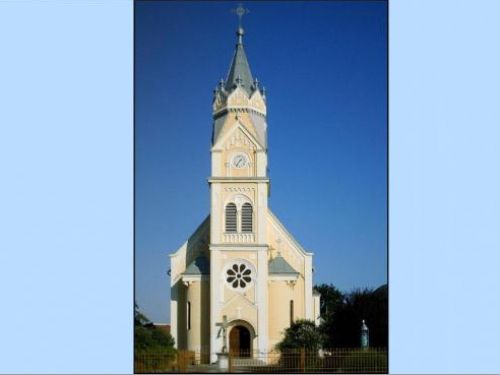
[135, 347, 387, 373]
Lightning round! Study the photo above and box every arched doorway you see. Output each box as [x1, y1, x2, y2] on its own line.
[229, 325, 252, 357]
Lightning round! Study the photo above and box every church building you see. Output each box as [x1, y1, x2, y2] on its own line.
[169, 22, 320, 363]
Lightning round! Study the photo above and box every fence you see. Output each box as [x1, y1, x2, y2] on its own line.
[135, 347, 387, 373]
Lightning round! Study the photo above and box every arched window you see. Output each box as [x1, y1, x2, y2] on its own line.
[225, 203, 237, 232]
[241, 203, 253, 232]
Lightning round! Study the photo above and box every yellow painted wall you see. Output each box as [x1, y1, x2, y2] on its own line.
[186, 280, 210, 353]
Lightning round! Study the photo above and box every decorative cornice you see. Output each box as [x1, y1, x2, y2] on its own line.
[208, 177, 269, 183]
[224, 186, 255, 192]
[268, 274, 299, 280]
[182, 275, 210, 284]
[209, 243, 269, 251]
[213, 106, 266, 118]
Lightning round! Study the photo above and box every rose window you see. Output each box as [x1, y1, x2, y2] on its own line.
[226, 263, 252, 289]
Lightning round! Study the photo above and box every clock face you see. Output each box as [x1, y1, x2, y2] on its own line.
[232, 153, 248, 168]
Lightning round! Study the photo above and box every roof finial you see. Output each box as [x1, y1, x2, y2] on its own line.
[236, 27, 244, 45]
[232, 3, 249, 45]
[232, 3, 249, 29]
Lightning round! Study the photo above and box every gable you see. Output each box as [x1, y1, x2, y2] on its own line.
[222, 292, 258, 329]
[267, 209, 312, 256]
[212, 119, 264, 152]
[226, 86, 250, 107]
[266, 209, 313, 278]
[249, 89, 267, 115]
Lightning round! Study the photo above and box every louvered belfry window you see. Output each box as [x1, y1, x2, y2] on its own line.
[225, 203, 237, 232]
[241, 203, 253, 232]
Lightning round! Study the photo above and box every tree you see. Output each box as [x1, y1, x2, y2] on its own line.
[319, 285, 388, 348]
[314, 284, 344, 319]
[277, 319, 324, 351]
[134, 302, 175, 355]
[135, 301, 150, 326]
[135, 325, 175, 354]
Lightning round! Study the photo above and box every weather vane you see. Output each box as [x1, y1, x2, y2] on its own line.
[231, 3, 250, 27]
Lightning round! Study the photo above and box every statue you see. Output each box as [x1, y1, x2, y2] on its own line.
[361, 319, 369, 349]
[216, 315, 230, 353]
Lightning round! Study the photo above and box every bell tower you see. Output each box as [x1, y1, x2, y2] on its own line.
[169, 8, 318, 360]
[209, 23, 270, 361]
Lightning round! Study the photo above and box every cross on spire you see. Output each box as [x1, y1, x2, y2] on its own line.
[231, 3, 249, 28]
[224, 3, 254, 95]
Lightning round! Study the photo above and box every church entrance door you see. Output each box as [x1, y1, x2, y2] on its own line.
[229, 325, 251, 357]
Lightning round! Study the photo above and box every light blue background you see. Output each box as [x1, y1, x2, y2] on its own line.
[390, 0, 500, 373]
[0, 1, 133, 374]
[0, 0, 499, 374]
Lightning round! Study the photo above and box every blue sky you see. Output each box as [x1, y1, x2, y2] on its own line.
[135, 1, 387, 323]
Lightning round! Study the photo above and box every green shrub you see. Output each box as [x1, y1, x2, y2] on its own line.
[277, 320, 323, 351]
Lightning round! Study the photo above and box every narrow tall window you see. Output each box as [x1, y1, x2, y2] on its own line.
[290, 300, 294, 325]
[225, 203, 237, 232]
[241, 203, 253, 232]
[187, 301, 191, 331]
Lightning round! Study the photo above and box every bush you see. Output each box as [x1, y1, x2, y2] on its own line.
[277, 320, 323, 351]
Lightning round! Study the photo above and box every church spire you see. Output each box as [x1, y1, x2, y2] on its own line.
[225, 26, 254, 94]
[225, 4, 254, 95]
[212, 8, 267, 148]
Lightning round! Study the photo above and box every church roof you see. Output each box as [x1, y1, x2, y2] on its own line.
[225, 27, 254, 95]
[268, 254, 299, 275]
[183, 256, 210, 275]
[268, 209, 313, 256]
